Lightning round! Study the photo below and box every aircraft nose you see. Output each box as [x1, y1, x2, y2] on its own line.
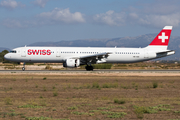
[4, 54, 9, 60]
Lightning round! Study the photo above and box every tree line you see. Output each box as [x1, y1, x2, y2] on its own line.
[0, 50, 9, 63]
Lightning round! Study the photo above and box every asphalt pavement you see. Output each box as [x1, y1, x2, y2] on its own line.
[0, 69, 180, 73]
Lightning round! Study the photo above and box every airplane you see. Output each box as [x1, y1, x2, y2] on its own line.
[4, 26, 175, 71]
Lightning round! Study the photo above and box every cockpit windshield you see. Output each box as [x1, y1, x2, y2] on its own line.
[10, 50, 16, 53]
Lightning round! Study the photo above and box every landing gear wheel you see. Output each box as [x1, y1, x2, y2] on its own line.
[90, 66, 94, 71]
[85, 66, 88, 71]
[85, 66, 94, 71]
[22, 67, 25, 71]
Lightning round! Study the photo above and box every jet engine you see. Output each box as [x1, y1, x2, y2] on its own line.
[63, 59, 80, 68]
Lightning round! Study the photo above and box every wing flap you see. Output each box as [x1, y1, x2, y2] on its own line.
[71, 52, 112, 64]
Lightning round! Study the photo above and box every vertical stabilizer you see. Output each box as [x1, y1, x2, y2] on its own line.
[146, 26, 172, 50]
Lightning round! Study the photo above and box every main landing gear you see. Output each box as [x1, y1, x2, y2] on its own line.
[85, 65, 94, 71]
[22, 62, 25, 71]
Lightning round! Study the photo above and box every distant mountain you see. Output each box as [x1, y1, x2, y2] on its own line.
[0, 47, 10, 52]
[28, 34, 163, 47]
[29, 34, 180, 60]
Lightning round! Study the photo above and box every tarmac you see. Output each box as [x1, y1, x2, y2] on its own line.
[0, 69, 180, 76]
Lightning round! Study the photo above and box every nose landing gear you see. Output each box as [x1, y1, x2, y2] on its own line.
[22, 62, 25, 71]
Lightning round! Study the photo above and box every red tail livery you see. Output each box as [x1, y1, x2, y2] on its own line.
[149, 26, 172, 46]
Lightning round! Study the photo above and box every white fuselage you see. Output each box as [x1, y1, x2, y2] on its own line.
[4, 46, 171, 64]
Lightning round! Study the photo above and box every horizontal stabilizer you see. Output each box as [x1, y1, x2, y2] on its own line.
[156, 50, 175, 58]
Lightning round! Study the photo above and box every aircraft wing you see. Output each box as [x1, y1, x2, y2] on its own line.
[71, 52, 112, 64]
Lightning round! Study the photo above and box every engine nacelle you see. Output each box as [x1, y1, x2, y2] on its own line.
[63, 59, 80, 68]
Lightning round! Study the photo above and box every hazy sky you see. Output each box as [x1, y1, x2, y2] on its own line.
[0, 0, 180, 48]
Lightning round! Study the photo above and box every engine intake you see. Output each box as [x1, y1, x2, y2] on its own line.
[63, 59, 80, 68]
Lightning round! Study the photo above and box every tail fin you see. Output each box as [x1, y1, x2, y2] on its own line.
[146, 26, 172, 50]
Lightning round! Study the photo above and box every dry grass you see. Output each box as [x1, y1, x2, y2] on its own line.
[0, 74, 180, 119]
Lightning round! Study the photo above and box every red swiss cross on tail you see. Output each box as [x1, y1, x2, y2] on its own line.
[149, 26, 172, 46]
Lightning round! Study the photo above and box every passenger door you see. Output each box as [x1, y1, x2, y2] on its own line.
[144, 50, 149, 59]
[56, 49, 60, 57]
[21, 48, 26, 57]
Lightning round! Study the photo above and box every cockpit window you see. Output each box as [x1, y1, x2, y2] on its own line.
[10, 50, 16, 53]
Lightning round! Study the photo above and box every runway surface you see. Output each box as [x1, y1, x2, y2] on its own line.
[0, 69, 180, 73]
